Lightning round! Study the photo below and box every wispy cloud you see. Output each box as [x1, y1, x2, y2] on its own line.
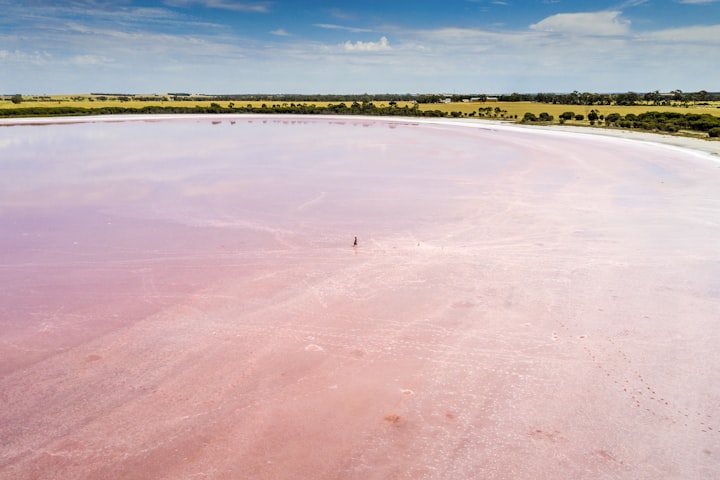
[0, 49, 53, 65]
[641, 24, 720, 41]
[314, 23, 375, 33]
[269, 28, 290, 36]
[329, 8, 353, 21]
[616, 0, 649, 7]
[343, 36, 391, 52]
[71, 54, 112, 66]
[164, 0, 271, 13]
[675, 0, 719, 3]
[530, 11, 630, 35]
[0, 2, 225, 32]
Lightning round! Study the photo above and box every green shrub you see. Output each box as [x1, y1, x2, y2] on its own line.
[538, 112, 553, 122]
[605, 113, 621, 125]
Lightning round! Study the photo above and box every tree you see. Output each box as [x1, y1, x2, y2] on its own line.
[10, 94, 22, 104]
[615, 92, 639, 106]
[560, 111, 575, 121]
[643, 90, 661, 105]
[605, 113, 621, 125]
[538, 112, 554, 122]
[693, 90, 709, 102]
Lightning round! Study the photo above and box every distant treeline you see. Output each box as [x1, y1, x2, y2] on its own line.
[81, 93, 418, 102]
[522, 109, 720, 137]
[131, 90, 720, 105]
[5, 90, 718, 106]
[417, 90, 719, 105]
[0, 102, 447, 119]
[601, 111, 720, 136]
[511, 90, 719, 106]
[179, 90, 717, 106]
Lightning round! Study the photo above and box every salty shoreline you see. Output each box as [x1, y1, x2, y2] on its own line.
[519, 122, 720, 158]
[2, 113, 719, 158]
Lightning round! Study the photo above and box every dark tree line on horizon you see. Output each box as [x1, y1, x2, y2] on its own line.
[156, 89, 720, 106]
[4, 90, 718, 106]
[416, 90, 718, 105]
[0, 101, 446, 119]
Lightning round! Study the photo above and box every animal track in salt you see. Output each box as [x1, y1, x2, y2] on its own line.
[578, 327, 718, 434]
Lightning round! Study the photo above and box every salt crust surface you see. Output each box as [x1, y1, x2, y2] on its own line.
[1, 115, 719, 479]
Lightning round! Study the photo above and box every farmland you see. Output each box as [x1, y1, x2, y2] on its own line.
[2, 94, 719, 138]
[420, 100, 720, 121]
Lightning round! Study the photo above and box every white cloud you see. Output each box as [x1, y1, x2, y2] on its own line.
[329, 8, 354, 21]
[0, 49, 52, 65]
[618, 0, 649, 7]
[71, 54, 111, 66]
[530, 11, 630, 36]
[675, 0, 719, 3]
[163, 0, 270, 13]
[343, 36, 391, 52]
[314, 23, 375, 33]
[641, 24, 720, 42]
[269, 28, 291, 36]
[413, 27, 509, 45]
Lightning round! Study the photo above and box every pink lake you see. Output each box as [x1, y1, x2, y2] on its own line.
[1, 115, 719, 479]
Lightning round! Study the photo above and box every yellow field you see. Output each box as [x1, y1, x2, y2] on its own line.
[0, 96, 388, 110]
[413, 101, 720, 121]
[0, 96, 232, 109]
[1, 95, 719, 129]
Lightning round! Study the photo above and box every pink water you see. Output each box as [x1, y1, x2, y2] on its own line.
[1, 116, 719, 479]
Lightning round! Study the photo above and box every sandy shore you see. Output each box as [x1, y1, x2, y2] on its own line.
[519, 122, 720, 157]
[1, 116, 719, 479]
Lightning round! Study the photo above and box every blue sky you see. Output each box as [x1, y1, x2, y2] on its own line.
[1, 0, 718, 94]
